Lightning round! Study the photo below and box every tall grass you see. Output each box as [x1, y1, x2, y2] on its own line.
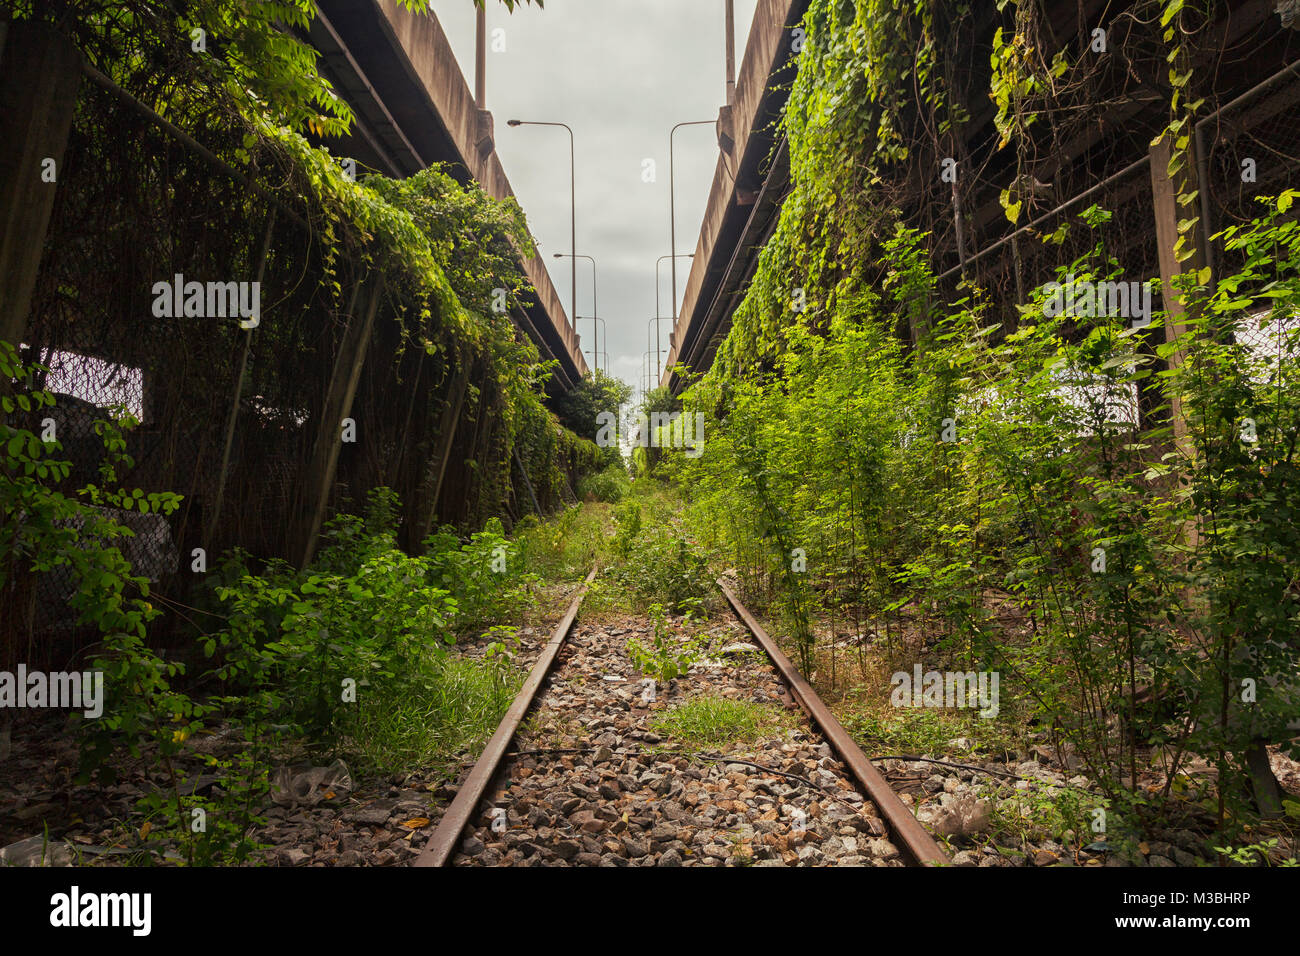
[342, 656, 522, 777]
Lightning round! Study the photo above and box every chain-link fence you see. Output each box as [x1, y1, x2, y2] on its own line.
[4, 44, 595, 670]
[927, 59, 1300, 432]
[1200, 64, 1300, 356]
[944, 157, 1159, 329]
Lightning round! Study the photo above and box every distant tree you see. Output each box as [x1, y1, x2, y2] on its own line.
[637, 386, 678, 421]
[554, 369, 632, 445]
[630, 386, 681, 476]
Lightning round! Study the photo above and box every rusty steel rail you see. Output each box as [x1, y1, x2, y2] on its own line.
[718, 578, 950, 867]
[414, 566, 597, 867]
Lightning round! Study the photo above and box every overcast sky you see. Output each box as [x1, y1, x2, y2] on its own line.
[429, 0, 761, 399]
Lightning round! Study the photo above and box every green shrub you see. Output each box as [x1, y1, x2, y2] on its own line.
[423, 517, 533, 633]
[514, 504, 614, 581]
[627, 604, 709, 681]
[577, 462, 630, 503]
[611, 524, 712, 616]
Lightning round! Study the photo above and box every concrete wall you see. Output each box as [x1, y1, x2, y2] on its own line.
[371, 0, 586, 378]
[664, 0, 804, 383]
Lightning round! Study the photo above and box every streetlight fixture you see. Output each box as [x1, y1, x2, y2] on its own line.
[669, 120, 715, 326]
[508, 119, 577, 331]
[554, 252, 598, 372]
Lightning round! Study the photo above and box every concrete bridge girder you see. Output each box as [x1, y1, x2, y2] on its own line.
[310, 0, 587, 391]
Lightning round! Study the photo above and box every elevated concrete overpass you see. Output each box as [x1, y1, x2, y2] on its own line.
[663, 0, 808, 394]
[309, 0, 588, 390]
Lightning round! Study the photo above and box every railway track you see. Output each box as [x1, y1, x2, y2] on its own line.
[414, 570, 948, 867]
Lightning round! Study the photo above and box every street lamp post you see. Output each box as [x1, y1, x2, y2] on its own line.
[508, 119, 577, 331]
[725, 0, 736, 107]
[669, 121, 715, 327]
[646, 317, 664, 394]
[591, 316, 608, 371]
[576, 316, 607, 371]
[475, 6, 487, 108]
[655, 253, 693, 382]
[554, 252, 597, 372]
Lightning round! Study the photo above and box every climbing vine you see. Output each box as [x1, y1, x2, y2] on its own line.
[675, 0, 1300, 840]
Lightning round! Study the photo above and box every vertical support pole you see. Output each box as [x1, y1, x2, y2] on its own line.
[416, 362, 471, 542]
[725, 0, 736, 107]
[949, 160, 970, 282]
[1011, 233, 1026, 306]
[458, 389, 493, 524]
[298, 275, 385, 569]
[475, 5, 487, 109]
[514, 447, 541, 516]
[390, 348, 426, 489]
[569, 131, 577, 334]
[1156, 130, 1287, 816]
[0, 23, 82, 347]
[1194, 120, 1217, 287]
[904, 287, 930, 351]
[210, 209, 277, 536]
[1149, 134, 1205, 447]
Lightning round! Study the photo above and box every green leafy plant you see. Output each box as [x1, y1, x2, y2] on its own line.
[577, 462, 630, 503]
[627, 603, 708, 682]
[482, 624, 522, 694]
[1213, 838, 1298, 867]
[610, 523, 712, 615]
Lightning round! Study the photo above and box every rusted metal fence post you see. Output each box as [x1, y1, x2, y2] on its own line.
[298, 275, 386, 568]
[210, 209, 278, 536]
[414, 361, 471, 542]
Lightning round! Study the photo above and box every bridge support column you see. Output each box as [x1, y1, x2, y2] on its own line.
[1152, 133, 1285, 816]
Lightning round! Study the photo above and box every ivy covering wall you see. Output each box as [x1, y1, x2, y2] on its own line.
[674, 0, 1300, 830]
[2, 0, 602, 666]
